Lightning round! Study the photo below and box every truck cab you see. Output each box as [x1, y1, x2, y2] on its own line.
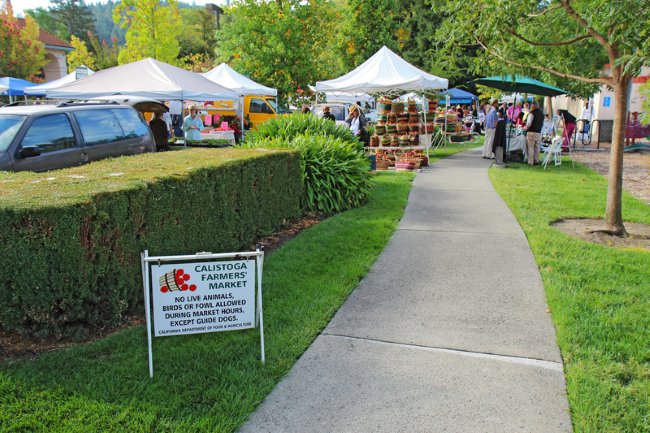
[205, 95, 285, 130]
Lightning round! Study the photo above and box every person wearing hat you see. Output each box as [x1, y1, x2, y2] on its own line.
[524, 101, 544, 165]
[322, 105, 335, 122]
[345, 104, 367, 143]
[183, 104, 204, 142]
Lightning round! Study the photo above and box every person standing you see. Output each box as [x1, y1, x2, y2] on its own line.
[483, 99, 499, 159]
[183, 104, 203, 142]
[322, 106, 336, 121]
[493, 110, 507, 165]
[558, 109, 577, 150]
[524, 101, 544, 165]
[149, 111, 170, 151]
[345, 105, 367, 143]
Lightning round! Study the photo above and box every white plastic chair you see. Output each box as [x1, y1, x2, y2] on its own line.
[542, 136, 563, 169]
[542, 136, 575, 169]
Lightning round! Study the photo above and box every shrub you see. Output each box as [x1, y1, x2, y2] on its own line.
[244, 134, 371, 213]
[0, 148, 302, 338]
[245, 114, 361, 149]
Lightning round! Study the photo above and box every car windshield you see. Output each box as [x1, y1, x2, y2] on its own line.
[0, 115, 26, 152]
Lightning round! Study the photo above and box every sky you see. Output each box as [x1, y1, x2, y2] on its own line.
[14, 0, 228, 16]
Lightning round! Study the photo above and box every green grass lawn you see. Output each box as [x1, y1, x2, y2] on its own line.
[0, 172, 415, 433]
[489, 161, 650, 433]
[428, 135, 483, 163]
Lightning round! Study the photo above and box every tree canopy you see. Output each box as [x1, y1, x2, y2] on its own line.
[113, 0, 181, 65]
[216, 0, 344, 104]
[50, 0, 96, 45]
[437, 0, 650, 234]
[0, 1, 47, 80]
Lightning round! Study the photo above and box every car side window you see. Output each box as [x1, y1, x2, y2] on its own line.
[249, 98, 266, 114]
[112, 108, 150, 139]
[21, 114, 76, 153]
[331, 106, 344, 121]
[74, 109, 125, 146]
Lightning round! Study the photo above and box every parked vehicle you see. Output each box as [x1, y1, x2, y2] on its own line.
[0, 101, 155, 172]
[313, 103, 373, 126]
[204, 95, 289, 129]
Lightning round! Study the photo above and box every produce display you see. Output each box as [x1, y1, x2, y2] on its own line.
[367, 95, 443, 171]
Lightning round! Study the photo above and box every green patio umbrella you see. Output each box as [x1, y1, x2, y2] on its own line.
[475, 75, 568, 163]
[475, 75, 568, 97]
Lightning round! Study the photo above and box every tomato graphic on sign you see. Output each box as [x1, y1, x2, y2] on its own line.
[159, 268, 197, 293]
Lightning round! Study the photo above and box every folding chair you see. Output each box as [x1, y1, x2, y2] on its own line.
[542, 136, 576, 169]
[542, 136, 563, 169]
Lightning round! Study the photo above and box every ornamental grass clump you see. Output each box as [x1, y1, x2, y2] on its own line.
[244, 133, 371, 213]
[245, 114, 361, 149]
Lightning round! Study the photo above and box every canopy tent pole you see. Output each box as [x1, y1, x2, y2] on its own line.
[422, 93, 428, 155]
[275, 96, 278, 118]
[445, 92, 449, 145]
[240, 95, 245, 141]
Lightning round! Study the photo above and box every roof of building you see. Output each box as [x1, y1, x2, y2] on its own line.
[17, 18, 73, 50]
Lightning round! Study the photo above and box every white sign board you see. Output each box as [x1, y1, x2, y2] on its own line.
[142, 249, 265, 378]
[75, 66, 89, 80]
[150, 260, 256, 337]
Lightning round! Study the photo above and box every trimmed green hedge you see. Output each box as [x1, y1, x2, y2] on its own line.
[0, 148, 302, 338]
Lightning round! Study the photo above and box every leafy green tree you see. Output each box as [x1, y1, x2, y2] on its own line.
[50, 0, 96, 45]
[0, 0, 47, 80]
[338, 0, 401, 71]
[113, 0, 181, 65]
[25, 7, 70, 41]
[438, 0, 650, 236]
[88, 0, 126, 45]
[88, 33, 120, 70]
[216, 0, 343, 104]
[67, 35, 96, 72]
[178, 8, 217, 59]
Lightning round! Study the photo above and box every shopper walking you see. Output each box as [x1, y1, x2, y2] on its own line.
[483, 99, 499, 159]
[524, 101, 544, 165]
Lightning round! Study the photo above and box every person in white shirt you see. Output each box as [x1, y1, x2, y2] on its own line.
[345, 105, 367, 143]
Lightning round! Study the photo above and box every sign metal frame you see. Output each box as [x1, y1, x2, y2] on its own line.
[141, 248, 265, 378]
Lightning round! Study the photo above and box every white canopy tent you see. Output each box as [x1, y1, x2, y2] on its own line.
[47, 58, 239, 101]
[308, 85, 374, 105]
[314, 46, 448, 94]
[314, 46, 448, 150]
[202, 63, 276, 96]
[26, 66, 94, 96]
[202, 63, 277, 134]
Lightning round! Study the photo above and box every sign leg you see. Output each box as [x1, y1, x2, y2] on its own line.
[257, 252, 265, 365]
[142, 250, 154, 378]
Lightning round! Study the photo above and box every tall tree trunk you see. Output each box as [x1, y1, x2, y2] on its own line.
[604, 75, 630, 236]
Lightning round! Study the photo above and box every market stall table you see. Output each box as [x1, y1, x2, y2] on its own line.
[199, 130, 236, 144]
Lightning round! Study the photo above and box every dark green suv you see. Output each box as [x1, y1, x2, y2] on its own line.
[0, 102, 155, 172]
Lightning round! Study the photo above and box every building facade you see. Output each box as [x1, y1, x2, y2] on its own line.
[17, 18, 73, 82]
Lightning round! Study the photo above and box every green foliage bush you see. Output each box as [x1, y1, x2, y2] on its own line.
[245, 113, 361, 149]
[0, 148, 302, 338]
[243, 133, 371, 213]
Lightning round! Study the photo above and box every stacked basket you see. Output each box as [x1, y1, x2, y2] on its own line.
[374, 97, 419, 148]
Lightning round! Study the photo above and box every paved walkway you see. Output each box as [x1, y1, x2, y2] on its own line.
[239, 148, 572, 433]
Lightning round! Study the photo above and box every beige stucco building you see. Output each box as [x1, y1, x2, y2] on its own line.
[552, 66, 649, 142]
[18, 18, 73, 82]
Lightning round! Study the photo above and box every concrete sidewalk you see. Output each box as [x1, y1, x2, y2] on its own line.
[239, 148, 572, 433]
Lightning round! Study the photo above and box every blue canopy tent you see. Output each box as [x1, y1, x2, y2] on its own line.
[0, 77, 37, 103]
[439, 87, 478, 105]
